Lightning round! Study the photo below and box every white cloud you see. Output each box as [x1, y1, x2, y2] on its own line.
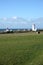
[3, 17, 7, 21]
[1, 16, 17, 21]
[20, 21, 28, 24]
[12, 16, 17, 19]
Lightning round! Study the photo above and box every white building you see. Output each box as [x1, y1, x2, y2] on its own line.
[5, 28, 9, 32]
[32, 24, 37, 31]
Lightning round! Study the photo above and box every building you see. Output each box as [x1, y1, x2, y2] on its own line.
[32, 24, 37, 31]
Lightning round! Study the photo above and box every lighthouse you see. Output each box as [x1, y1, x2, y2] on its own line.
[32, 24, 37, 31]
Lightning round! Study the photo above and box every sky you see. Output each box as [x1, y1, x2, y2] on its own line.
[0, 0, 43, 29]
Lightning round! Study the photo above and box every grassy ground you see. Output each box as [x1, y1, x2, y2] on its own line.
[0, 33, 43, 65]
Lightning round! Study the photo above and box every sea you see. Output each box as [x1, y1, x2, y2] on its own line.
[0, 28, 31, 32]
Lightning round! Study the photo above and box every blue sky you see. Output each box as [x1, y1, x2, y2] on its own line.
[0, 0, 43, 29]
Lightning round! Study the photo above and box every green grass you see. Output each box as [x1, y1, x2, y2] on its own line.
[0, 33, 43, 65]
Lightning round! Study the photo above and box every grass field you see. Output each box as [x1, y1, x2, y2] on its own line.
[0, 33, 43, 65]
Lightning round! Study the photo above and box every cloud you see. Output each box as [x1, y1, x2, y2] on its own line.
[0, 16, 17, 21]
[12, 16, 17, 19]
[2, 17, 7, 21]
[19, 21, 28, 24]
[0, 16, 28, 23]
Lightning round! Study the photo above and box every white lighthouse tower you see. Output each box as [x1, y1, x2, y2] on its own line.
[32, 24, 37, 31]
